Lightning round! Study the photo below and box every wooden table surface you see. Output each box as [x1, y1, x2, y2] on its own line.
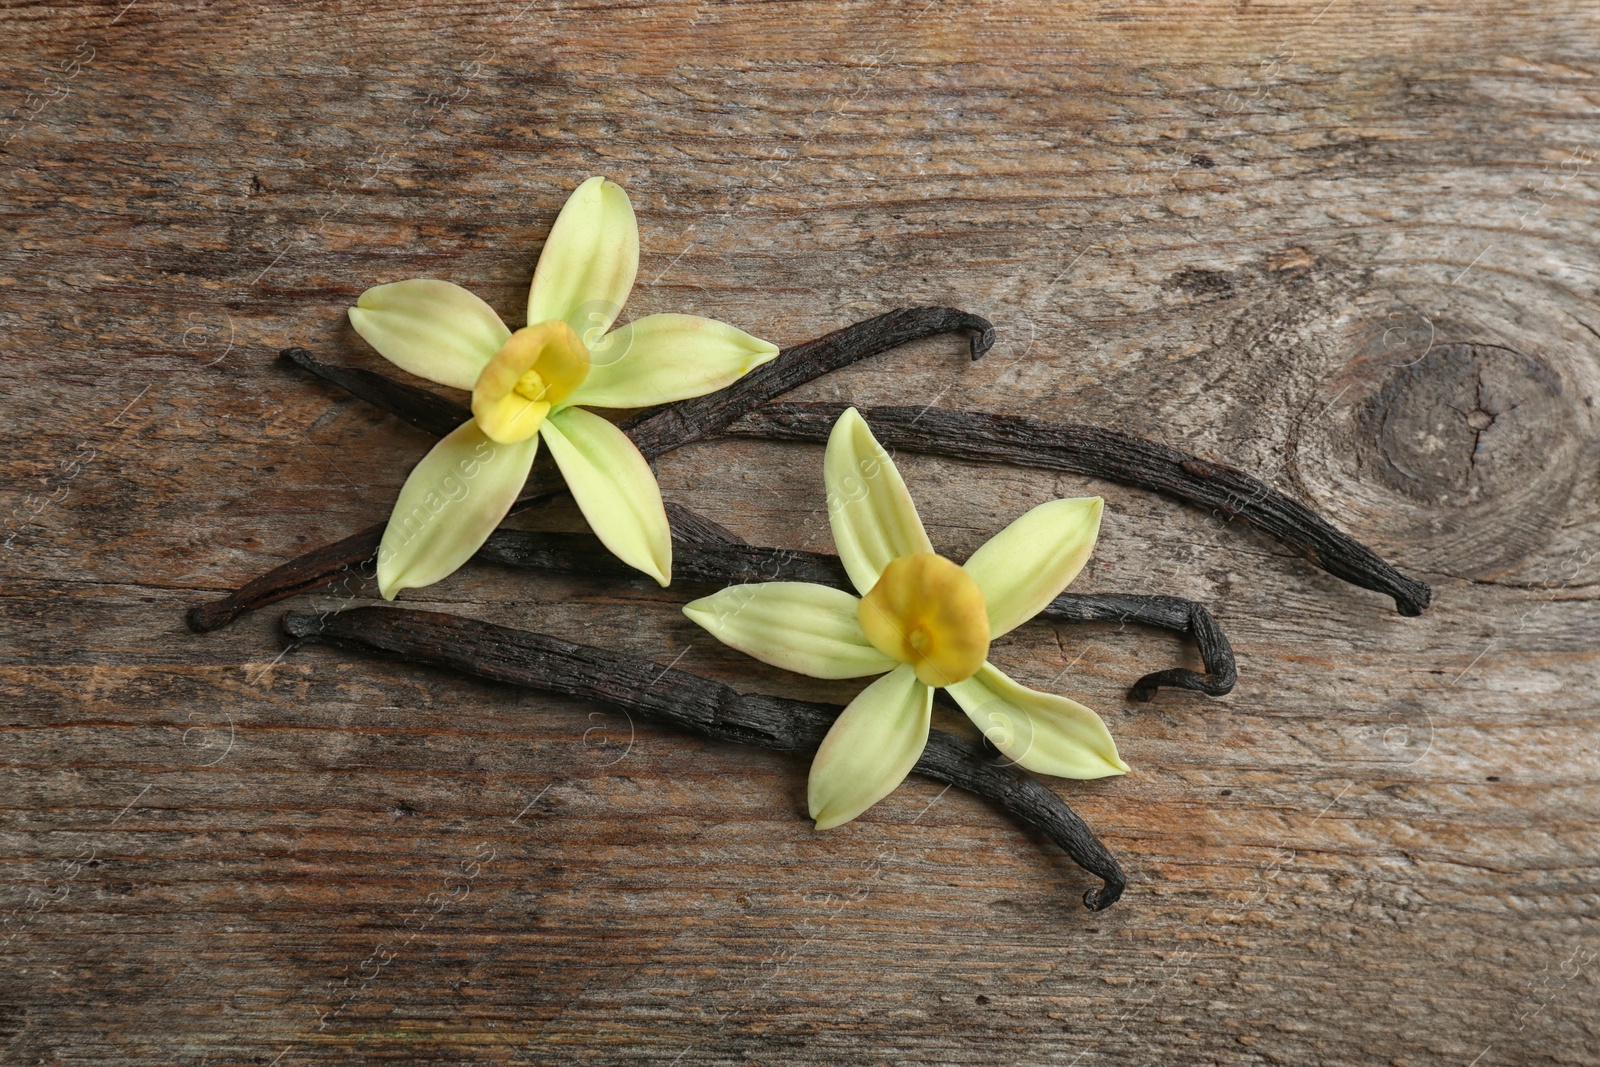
[5, 2, 1598, 1064]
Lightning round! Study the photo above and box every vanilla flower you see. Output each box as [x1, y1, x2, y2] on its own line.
[349, 176, 779, 598]
[683, 408, 1127, 829]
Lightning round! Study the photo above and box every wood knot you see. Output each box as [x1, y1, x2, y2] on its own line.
[1299, 341, 1587, 579]
[1363, 343, 1571, 510]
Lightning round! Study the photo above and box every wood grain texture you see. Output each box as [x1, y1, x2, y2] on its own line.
[3, 2, 1599, 1065]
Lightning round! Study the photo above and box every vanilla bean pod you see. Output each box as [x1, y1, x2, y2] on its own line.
[224, 346, 1235, 695]
[476, 529, 1235, 700]
[281, 606, 1127, 909]
[264, 344, 1426, 618]
[264, 349, 1233, 696]
[728, 404, 1432, 617]
[1044, 594, 1236, 700]
[279, 347, 468, 438]
[188, 307, 992, 632]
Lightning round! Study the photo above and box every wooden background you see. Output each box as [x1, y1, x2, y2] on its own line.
[4, 1, 1598, 1063]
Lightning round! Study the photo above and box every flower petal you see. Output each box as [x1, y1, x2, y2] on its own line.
[946, 663, 1128, 779]
[376, 420, 538, 599]
[683, 583, 897, 680]
[569, 314, 780, 410]
[527, 176, 639, 347]
[348, 279, 510, 391]
[964, 497, 1104, 637]
[824, 407, 933, 595]
[538, 405, 671, 586]
[808, 664, 933, 830]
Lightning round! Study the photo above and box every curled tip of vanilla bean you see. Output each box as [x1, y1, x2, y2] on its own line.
[280, 606, 1126, 909]
[1042, 593, 1237, 699]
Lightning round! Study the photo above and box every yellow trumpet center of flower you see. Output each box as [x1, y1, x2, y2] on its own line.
[471, 319, 591, 443]
[857, 553, 991, 687]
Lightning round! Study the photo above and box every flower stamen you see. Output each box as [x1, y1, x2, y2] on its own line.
[472, 319, 590, 443]
[857, 552, 990, 687]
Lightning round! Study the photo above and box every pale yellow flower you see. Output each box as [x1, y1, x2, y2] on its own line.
[684, 408, 1127, 830]
[349, 177, 779, 598]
